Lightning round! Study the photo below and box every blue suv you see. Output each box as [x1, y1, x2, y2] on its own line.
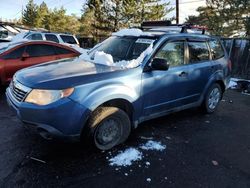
[6, 24, 231, 150]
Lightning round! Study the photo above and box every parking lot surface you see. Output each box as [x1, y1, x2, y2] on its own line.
[0, 87, 250, 188]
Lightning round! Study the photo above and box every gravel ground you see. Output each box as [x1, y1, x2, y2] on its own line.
[0, 87, 250, 188]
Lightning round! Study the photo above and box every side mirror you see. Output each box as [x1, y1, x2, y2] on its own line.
[151, 58, 169, 71]
[21, 52, 30, 60]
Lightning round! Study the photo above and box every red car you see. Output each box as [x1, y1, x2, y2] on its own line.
[0, 41, 81, 84]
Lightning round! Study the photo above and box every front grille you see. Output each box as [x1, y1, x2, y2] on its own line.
[10, 80, 31, 102]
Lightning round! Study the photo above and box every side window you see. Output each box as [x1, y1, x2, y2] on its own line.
[155, 41, 184, 67]
[3, 46, 25, 59]
[60, 35, 77, 44]
[26, 33, 43, 40]
[54, 46, 74, 54]
[188, 41, 209, 63]
[45, 34, 59, 43]
[209, 39, 225, 59]
[26, 44, 56, 57]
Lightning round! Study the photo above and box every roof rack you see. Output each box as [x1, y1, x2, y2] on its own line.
[141, 21, 208, 35]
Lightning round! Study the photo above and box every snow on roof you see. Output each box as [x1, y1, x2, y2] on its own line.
[112, 28, 152, 37]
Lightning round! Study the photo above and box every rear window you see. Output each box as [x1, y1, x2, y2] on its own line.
[45, 34, 59, 43]
[188, 41, 210, 63]
[54, 46, 74, 54]
[209, 39, 225, 59]
[60, 35, 77, 44]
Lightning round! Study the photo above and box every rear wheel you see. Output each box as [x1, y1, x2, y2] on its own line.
[202, 83, 222, 113]
[88, 107, 131, 150]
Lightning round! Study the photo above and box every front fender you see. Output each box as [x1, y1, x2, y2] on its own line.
[74, 84, 140, 111]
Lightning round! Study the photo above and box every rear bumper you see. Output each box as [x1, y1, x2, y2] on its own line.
[6, 87, 90, 141]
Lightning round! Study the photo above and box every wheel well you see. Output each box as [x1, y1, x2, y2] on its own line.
[215, 80, 225, 93]
[102, 99, 134, 121]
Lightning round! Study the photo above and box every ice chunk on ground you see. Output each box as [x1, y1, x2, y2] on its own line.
[146, 178, 151, 182]
[229, 79, 237, 89]
[109, 148, 143, 167]
[112, 28, 152, 37]
[140, 140, 166, 151]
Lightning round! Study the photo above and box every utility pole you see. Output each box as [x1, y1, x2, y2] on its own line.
[176, 0, 179, 24]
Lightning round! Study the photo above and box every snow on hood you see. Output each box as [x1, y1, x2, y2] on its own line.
[112, 28, 152, 37]
[79, 43, 153, 69]
[11, 32, 28, 42]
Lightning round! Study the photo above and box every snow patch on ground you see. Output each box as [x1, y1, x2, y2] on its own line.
[109, 148, 143, 167]
[112, 28, 152, 37]
[229, 79, 238, 89]
[140, 140, 166, 151]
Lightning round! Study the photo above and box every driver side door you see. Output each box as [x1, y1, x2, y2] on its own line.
[141, 40, 198, 119]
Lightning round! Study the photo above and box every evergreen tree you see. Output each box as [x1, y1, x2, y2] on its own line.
[22, 0, 38, 27]
[36, 1, 49, 28]
[186, 0, 250, 37]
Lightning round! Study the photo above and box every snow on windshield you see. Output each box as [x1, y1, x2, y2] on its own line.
[80, 43, 153, 69]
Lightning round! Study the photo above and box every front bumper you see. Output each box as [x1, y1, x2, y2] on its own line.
[6, 87, 90, 141]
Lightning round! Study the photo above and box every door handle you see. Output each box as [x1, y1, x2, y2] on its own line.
[179, 71, 188, 77]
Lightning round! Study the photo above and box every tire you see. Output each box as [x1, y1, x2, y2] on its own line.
[202, 83, 222, 114]
[88, 107, 131, 150]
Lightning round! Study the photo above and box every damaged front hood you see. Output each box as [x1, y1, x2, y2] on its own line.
[15, 57, 124, 89]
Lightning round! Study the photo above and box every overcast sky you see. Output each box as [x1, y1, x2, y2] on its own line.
[0, 0, 206, 23]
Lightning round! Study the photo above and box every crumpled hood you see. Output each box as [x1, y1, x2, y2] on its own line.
[15, 57, 124, 89]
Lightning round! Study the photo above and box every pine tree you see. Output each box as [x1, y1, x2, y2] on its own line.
[36, 1, 49, 28]
[186, 0, 250, 37]
[22, 0, 38, 27]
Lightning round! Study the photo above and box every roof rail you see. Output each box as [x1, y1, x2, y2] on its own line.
[180, 24, 208, 35]
[141, 21, 208, 35]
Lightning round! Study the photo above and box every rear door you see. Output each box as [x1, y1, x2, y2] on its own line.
[185, 38, 213, 100]
[24, 44, 58, 67]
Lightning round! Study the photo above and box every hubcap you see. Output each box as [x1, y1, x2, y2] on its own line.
[208, 87, 220, 110]
[95, 118, 121, 146]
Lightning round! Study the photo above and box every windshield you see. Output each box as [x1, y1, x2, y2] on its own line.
[90, 36, 155, 62]
[0, 42, 23, 54]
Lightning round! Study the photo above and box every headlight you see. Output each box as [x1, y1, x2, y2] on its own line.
[25, 88, 74, 105]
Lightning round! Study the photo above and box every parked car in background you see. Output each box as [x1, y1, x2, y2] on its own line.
[6, 22, 231, 150]
[11, 31, 80, 46]
[0, 40, 80, 85]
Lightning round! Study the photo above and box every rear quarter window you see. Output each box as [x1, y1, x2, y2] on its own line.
[188, 41, 210, 63]
[45, 34, 59, 43]
[60, 35, 77, 44]
[208, 39, 225, 59]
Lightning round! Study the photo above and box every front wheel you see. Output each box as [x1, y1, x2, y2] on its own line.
[88, 107, 131, 150]
[202, 83, 222, 114]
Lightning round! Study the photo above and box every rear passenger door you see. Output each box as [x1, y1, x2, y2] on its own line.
[186, 39, 213, 100]
[24, 44, 57, 66]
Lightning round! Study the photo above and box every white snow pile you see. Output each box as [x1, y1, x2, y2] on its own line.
[229, 79, 238, 89]
[108, 140, 166, 167]
[140, 140, 166, 151]
[82, 43, 153, 69]
[112, 28, 152, 37]
[109, 148, 143, 167]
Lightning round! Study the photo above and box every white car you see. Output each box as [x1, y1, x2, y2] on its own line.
[11, 31, 80, 46]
